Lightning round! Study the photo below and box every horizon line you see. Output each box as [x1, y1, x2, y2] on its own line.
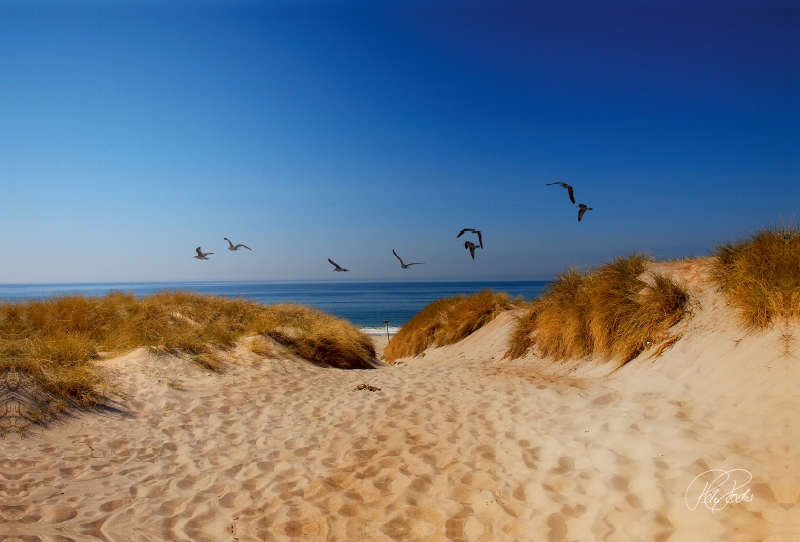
[0, 277, 555, 287]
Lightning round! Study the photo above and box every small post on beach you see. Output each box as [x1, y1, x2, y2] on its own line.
[383, 320, 390, 341]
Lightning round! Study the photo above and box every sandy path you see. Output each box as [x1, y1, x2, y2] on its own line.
[366, 333, 395, 360]
[3, 348, 796, 540]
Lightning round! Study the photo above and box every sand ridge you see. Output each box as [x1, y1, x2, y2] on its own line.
[1, 259, 798, 541]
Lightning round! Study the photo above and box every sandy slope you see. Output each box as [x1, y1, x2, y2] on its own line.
[2, 259, 798, 541]
[365, 333, 395, 360]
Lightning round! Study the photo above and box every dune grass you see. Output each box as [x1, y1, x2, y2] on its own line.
[382, 290, 518, 363]
[709, 223, 800, 328]
[0, 291, 376, 427]
[254, 303, 377, 370]
[506, 254, 691, 364]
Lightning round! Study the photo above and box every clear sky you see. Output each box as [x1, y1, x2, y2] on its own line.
[1, 0, 798, 283]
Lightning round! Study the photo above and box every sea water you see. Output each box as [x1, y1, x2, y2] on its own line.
[0, 281, 549, 332]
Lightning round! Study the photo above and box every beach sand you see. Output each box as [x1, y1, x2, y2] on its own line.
[2, 260, 798, 541]
[366, 333, 395, 360]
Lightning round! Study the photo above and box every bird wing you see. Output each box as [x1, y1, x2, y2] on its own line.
[237, 244, 251, 250]
[469, 245, 475, 259]
[457, 229, 468, 238]
[196, 247, 203, 256]
[407, 262, 424, 266]
[224, 238, 234, 248]
[578, 207, 586, 221]
[476, 230, 483, 248]
[392, 249, 404, 265]
[567, 186, 575, 204]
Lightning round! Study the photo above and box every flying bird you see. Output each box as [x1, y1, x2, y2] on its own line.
[546, 182, 575, 204]
[457, 228, 483, 248]
[224, 238, 251, 251]
[577, 204, 593, 222]
[193, 247, 213, 260]
[328, 258, 349, 272]
[393, 249, 424, 269]
[464, 241, 480, 259]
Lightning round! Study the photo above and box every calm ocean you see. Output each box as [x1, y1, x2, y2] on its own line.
[0, 281, 549, 332]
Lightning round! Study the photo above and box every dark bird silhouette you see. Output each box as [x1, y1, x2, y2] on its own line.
[577, 204, 593, 222]
[393, 250, 424, 269]
[457, 228, 483, 248]
[193, 247, 213, 260]
[328, 258, 349, 272]
[464, 241, 480, 259]
[224, 238, 251, 251]
[546, 182, 575, 204]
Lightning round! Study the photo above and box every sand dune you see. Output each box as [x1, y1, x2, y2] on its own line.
[2, 259, 798, 541]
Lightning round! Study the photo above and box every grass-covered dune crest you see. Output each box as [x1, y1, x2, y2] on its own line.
[709, 223, 800, 328]
[506, 253, 692, 365]
[0, 291, 376, 428]
[382, 289, 519, 363]
[506, 225, 799, 365]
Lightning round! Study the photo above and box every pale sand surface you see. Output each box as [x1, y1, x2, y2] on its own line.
[366, 333, 395, 360]
[2, 260, 798, 541]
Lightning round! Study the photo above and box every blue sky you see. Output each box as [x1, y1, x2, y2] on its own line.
[1, 0, 797, 282]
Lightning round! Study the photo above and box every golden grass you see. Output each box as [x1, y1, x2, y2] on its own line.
[254, 304, 377, 370]
[0, 292, 376, 428]
[506, 268, 591, 361]
[709, 223, 800, 328]
[382, 290, 517, 363]
[506, 254, 691, 365]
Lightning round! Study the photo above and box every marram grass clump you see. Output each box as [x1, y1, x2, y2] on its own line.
[507, 254, 691, 365]
[255, 304, 377, 370]
[709, 223, 800, 328]
[0, 292, 376, 430]
[383, 290, 519, 363]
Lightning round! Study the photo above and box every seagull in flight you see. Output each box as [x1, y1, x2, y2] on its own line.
[328, 258, 349, 272]
[193, 247, 213, 260]
[457, 228, 483, 248]
[546, 182, 575, 204]
[464, 241, 480, 259]
[577, 204, 593, 222]
[224, 238, 251, 251]
[393, 250, 424, 269]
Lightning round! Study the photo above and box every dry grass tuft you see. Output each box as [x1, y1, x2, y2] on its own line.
[248, 335, 274, 358]
[0, 292, 375, 427]
[255, 304, 377, 370]
[383, 290, 517, 363]
[507, 254, 691, 365]
[709, 223, 800, 328]
[507, 268, 592, 361]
